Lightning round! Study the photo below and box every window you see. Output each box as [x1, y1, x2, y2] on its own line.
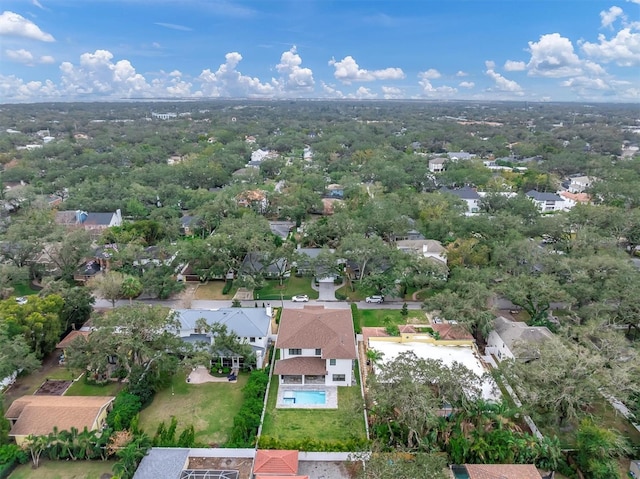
[315, 348, 321, 356]
[249, 337, 256, 343]
[288, 349, 302, 355]
[332, 374, 345, 381]
[329, 359, 336, 366]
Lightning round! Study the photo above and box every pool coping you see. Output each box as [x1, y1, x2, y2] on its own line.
[275, 385, 338, 409]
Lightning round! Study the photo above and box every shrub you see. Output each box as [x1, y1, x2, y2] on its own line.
[225, 370, 269, 447]
[222, 280, 233, 295]
[350, 303, 362, 333]
[107, 392, 143, 431]
[335, 291, 347, 301]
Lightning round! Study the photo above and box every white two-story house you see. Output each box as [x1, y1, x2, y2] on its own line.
[274, 305, 356, 386]
[172, 307, 273, 368]
[485, 316, 554, 362]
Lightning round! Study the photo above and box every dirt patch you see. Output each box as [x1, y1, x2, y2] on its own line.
[187, 457, 253, 479]
[34, 379, 73, 395]
[299, 460, 356, 479]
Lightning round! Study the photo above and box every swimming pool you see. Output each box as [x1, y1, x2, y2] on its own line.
[282, 390, 326, 405]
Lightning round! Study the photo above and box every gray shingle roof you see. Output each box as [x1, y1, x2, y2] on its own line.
[134, 448, 190, 479]
[439, 186, 481, 200]
[493, 316, 553, 351]
[526, 190, 562, 202]
[174, 308, 271, 339]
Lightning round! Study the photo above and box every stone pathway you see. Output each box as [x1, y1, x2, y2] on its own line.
[187, 366, 237, 384]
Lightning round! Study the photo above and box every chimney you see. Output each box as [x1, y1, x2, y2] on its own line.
[265, 303, 272, 318]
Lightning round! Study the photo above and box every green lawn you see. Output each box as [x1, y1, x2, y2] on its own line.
[9, 460, 113, 479]
[11, 282, 40, 297]
[261, 378, 366, 443]
[254, 276, 317, 301]
[3, 366, 81, 410]
[64, 375, 124, 397]
[138, 371, 247, 446]
[358, 308, 426, 328]
[194, 281, 237, 300]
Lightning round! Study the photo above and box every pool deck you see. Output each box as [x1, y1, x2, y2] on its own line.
[276, 385, 338, 409]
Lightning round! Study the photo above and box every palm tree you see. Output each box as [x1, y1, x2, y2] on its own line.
[365, 348, 384, 373]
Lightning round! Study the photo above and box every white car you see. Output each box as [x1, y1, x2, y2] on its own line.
[365, 295, 384, 303]
[15, 297, 28, 305]
[291, 294, 309, 302]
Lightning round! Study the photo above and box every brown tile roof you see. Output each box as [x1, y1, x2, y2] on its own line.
[56, 330, 90, 349]
[431, 323, 474, 340]
[273, 357, 327, 376]
[465, 464, 542, 479]
[5, 396, 115, 437]
[255, 476, 309, 479]
[277, 306, 356, 359]
[253, 450, 299, 475]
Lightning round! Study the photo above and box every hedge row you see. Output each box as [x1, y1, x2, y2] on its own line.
[225, 369, 269, 447]
[258, 435, 370, 452]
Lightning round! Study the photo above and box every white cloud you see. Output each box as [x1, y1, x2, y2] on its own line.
[418, 71, 457, 97]
[0, 75, 59, 100]
[198, 52, 275, 97]
[381, 86, 403, 99]
[5, 48, 34, 64]
[154, 22, 192, 31]
[504, 60, 526, 71]
[485, 63, 524, 94]
[459, 81, 475, 89]
[561, 76, 611, 90]
[0, 11, 55, 42]
[4, 48, 54, 66]
[59, 49, 153, 97]
[527, 33, 584, 77]
[329, 55, 404, 84]
[485, 60, 496, 70]
[600, 6, 624, 28]
[351, 86, 377, 99]
[275, 46, 315, 93]
[456, 70, 468, 77]
[419, 68, 441, 79]
[320, 82, 344, 98]
[581, 28, 640, 66]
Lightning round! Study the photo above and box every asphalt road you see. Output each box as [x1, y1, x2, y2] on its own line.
[94, 297, 423, 310]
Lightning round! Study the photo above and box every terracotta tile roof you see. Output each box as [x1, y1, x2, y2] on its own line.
[255, 476, 308, 479]
[56, 330, 90, 349]
[465, 464, 542, 479]
[253, 450, 299, 475]
[560, 191, 590, 203]
[273, 357, 327, 376]
[5, 395, 115, 437]
[431, 323, 474, 340]
[277, 306, 356, 359]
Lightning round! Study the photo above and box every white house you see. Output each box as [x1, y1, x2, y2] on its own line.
[172, 307, 273, 368]
[428, 158, 447, 173]
[485, 316, 554, 362]
[568, 175, 594, 193]
[396, 239, 447, 265]
[273, 305, 356, 387]
[439, 186, 481, 215]
[525, 190, 565, 213]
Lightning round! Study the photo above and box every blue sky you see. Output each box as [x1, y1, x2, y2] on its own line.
[1, 0, 639, 102]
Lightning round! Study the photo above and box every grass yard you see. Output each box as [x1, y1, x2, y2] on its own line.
[255, 276, 317, 301]
[9, 460, 113, 479]
[64, 375, 124, 397]
[138, 371, 247, 446]
[194, 281, 237, 300]
[3, 365, 81, 409]
[358, 308, 426, 328]
[261, 378, 366, 443]
[11, 282, 40, 297]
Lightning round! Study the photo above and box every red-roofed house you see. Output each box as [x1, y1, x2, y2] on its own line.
[253, 450, 299, 476]
[274, 306, 356, 386]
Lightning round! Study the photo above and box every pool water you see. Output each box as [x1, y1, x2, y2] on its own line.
[283, 390, 326, 405]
